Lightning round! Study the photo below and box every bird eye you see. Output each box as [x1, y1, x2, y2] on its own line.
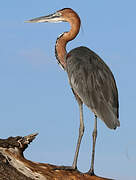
[56, 12, 62, 16]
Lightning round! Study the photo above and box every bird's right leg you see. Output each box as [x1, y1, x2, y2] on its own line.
[88, 115, 97, 175]
[72, 95, 84, 169]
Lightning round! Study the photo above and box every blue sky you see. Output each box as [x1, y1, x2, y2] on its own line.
[0, 0, 136, 179]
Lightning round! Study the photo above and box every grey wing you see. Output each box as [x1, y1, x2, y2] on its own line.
[66, 50, 120, 129]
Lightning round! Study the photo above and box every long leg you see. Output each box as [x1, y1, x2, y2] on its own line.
[72, 98, 84, 169]
[53, 93, 84, 171]
[88, 115, 97, 175]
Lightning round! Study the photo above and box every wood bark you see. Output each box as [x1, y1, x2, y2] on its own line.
[0, 133, 114, 180]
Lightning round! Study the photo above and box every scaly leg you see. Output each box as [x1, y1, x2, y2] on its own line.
[88, 115, 97, 175]
[53, 96, 84, 171]
[72, 100, 84, 169]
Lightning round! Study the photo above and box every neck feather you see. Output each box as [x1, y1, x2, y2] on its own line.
[55, 16, 81, 69]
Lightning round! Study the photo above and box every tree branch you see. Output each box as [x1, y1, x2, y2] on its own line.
[0, 133, 113, 180]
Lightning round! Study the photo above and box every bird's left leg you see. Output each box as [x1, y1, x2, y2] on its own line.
[53, 93, 84, 172]
[88, 115, 97, 175]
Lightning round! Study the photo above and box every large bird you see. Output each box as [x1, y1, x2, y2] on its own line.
[26, 8, 120, 175]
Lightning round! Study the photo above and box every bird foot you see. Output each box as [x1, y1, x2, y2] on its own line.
[53, 165, 77, 172]
[87, 169, 95, 176]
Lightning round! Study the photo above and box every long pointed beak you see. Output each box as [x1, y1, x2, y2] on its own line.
[25, 11, 63, 23]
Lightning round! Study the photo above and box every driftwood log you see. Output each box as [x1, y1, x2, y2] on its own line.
[0, 133, 114, 180]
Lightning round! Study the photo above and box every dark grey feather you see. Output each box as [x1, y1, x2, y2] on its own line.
[66, 46, 120, 129]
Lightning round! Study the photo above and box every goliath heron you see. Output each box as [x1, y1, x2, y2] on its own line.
[26, 8, 120, 175]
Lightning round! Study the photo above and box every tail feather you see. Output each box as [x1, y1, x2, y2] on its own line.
[93, 101, 120, 129]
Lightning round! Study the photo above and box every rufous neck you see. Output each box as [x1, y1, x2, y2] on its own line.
[55, 16, 81, 69]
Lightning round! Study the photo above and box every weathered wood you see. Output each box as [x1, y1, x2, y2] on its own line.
[0, 134, 114, 180]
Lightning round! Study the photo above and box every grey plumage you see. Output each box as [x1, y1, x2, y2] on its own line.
[26, 8, 120, 173]
[66, 46, 120, 129]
